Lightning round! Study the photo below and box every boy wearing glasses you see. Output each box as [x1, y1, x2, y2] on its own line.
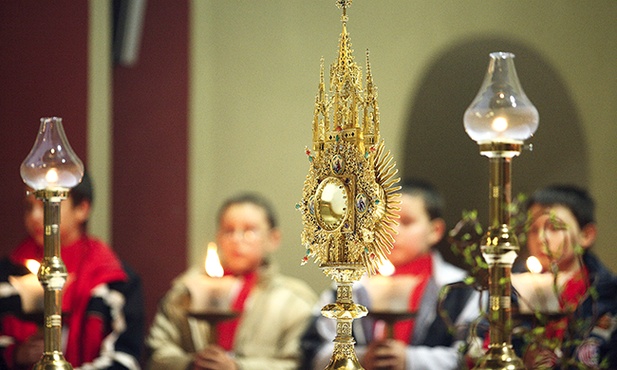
[146, 193, 317, 370]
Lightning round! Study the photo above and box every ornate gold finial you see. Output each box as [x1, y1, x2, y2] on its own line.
[336, 0, 352, 22]
[335, 0, 352, 10]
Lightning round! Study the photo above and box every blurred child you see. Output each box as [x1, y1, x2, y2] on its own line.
[0, 172, 145, 369]
[519, 184, 617, 368]
[146, 193, 317, 370]
[302, 179, 481, 370]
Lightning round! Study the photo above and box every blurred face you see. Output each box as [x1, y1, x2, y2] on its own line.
[526, 204, 595, 274]
[216, 203, 280, 276]
[387, 194, 445, 267]
[24, 192, 89, 247]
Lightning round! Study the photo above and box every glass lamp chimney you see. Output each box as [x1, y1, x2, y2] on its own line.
[464, 52, 539, 145]
[20, 117, 84, 190]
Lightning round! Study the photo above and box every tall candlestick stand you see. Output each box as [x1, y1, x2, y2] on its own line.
[21, 117, 84, 370]
[33, 188, 73, 370]
[464, 52, 539, 370]
[474, 143, 526, 369]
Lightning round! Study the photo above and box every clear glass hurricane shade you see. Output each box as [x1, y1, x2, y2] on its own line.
[464, 52, 539, 144]
[20, 117, 84, 190]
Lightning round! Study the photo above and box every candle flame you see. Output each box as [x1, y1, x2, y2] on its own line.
[491, 117, 508, 133]
[26, 259, 40, 274]
[526, 256, 543, 274]
[205, 242, 224, 278]
[45, 168, 59, 184]
[377, 259, 395, 276]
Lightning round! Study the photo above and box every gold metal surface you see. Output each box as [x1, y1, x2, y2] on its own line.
[299, 2, 399, 369]
[473, 152, 525, 370]
[474, 345, 525, 370]
[33, 353, 74, 370]
[299, 6, 400, 276]
[33, 190, 74, 370]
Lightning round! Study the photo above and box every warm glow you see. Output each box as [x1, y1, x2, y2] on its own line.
[204, 242, 224, 278]
[377, 259, 395, 277]
[491, 117, 508, 132]
[526, 256, 543, 274]
[26, 259, 40, 274]
[45, 168, 59, 184]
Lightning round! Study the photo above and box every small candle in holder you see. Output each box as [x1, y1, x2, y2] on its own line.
[183, 243, 240, 312]
[365, 259, 420, 312]
[8, 259, 44, 313]
[365, 260, 419, 339]
[511, 256, 560, 314]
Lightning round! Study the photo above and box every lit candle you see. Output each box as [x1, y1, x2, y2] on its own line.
[365, 260, 419, 312]
[526, 255, 543, 274]
[377, 259, 395, 277]
[26, 259, 41, 274]
[45, 168, 59, 185]
[205, 242, 224, 278]
[8, 259, 44, 313]
[183, 243, 239, 312]
[511, 256, 560, 314]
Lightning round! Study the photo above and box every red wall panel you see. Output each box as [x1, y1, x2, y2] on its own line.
[112, 1, 189, 327]
[0, 1, 88, 257]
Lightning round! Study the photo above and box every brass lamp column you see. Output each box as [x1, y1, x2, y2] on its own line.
[299, 1, 400, 369]
[464, 52, 539, 370]
[20, 117, 84, 370]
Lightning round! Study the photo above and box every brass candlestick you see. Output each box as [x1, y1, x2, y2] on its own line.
[21, 117, 84, 370]
[474, 142, 526, 370]
[33, 189, 73, 370]
[299, 2, 400, 369]
[464, 52, 539, 369]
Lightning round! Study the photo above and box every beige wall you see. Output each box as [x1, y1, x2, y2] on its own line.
[88, 0, 112, 243]
[186, 0, 617, 293]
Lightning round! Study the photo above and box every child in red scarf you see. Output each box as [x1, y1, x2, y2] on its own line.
[518, 185, 617, 369]
[146, 193, 317, 370]
[0, 172, 145, 369]
[303, 179, 481, 370]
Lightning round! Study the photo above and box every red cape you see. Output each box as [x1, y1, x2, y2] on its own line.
[10, 236, 127, 365]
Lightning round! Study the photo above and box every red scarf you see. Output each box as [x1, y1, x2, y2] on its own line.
[546, 267, 588, 340]
[390, 254, 433, 343]
[10, 236, 127, 365]
[215, 270, 258, 350]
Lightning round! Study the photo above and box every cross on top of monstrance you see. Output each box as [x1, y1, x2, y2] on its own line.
[297, 2, 400, 369]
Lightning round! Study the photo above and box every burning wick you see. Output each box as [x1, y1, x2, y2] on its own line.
[491, 116, 509, 133]
[526, 256, 543, 274]
[26, 259, 41, 275]
[45, 168, 59, 185]
[377, 259, 395, 277]
[204, 242, 224, 278]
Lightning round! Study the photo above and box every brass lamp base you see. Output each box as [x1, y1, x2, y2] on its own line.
[33, 352, 73, 370]
[321, 301, 366, 370]
[473, 345, 525, 370]
[324, 351, 364, 370]
[320, 266, 367, 370]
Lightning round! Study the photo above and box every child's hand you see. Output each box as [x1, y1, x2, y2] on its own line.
[362, 339, 406, 370]
[14, 331, 44, 367]
[192, 345, 237, 370]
